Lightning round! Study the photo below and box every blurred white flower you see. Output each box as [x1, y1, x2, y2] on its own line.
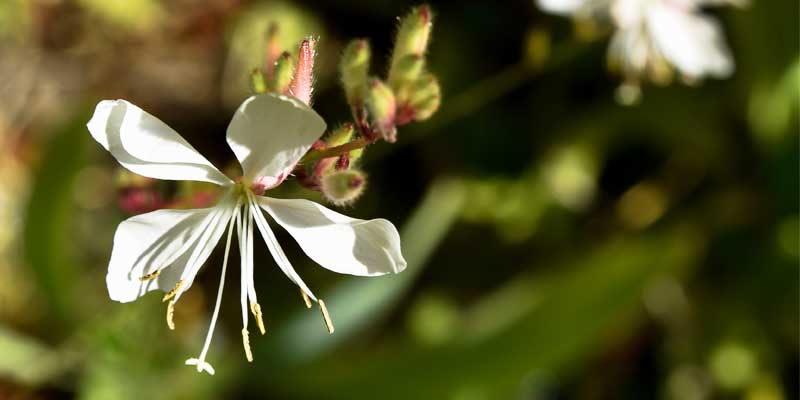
[87, 93, 406, 374]
[538, 0, 741, 89]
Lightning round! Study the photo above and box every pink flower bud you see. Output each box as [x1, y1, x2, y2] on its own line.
[290, 37, 316, 105]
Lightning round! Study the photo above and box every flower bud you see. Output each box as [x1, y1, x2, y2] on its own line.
[409, 73, 440, 105]
[250, 68, 267, 94]
[396, 73, 441, 123]
[389, 5, 433, 82]
[340, 39, 371, 107]
[290, 37, 317, 105]
[366, 79, 397, 142]
[264, 23, 281, 79]
[410, 92, 440, 121]
[320, 169, 366, 206]
[389, 54, 425, 91]
[270, 52, 294, 95]
[326, 123, 355, 147]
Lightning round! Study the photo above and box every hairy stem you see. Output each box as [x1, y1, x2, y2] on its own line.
[300, 137, 376, 164]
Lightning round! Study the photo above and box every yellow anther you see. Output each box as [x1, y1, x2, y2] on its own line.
[162, 280, 184, 302]
[139, 270, 161, 281]
[166, 300, 176, 330]
[300, 289, 313, 309]
[250, 302, 266, 335]
[318, 299, 334, 334]
[241, 328, 253, 362]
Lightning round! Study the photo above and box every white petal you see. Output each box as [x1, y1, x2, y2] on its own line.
[226, 94, 326, 182]
[87, 100, 232, 186]
[247, 192, 318, 301]
[646, 4, 734, 79]
[106, 206, 219, 303]
[536, 0, 590, 15]
[258, 197, 406, 277]
[171, 202, 237, 301]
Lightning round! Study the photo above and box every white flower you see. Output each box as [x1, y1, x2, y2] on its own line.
[87, 93, 406, 375]
[537, 0, 739, 84]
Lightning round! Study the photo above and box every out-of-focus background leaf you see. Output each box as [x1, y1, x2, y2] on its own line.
[0, 0, 796, 399]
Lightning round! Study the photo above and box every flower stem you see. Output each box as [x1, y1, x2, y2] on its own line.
[300, 137, 376, 164]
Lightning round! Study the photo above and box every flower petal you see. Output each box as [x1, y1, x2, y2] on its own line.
[87, 100, 232, 186]
[247, 193, 318, 301]
[646, 4, 733, 79]
[258, 197, 406, 276]
[226, 94, 326, 181]
[536, 0, 590, 15]
[106, 197, 235, 303]
[107, 207, 212, 302]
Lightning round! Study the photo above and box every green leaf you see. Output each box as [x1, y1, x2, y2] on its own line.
[23, 115, 88, 323]
[269, 226, 702, 399]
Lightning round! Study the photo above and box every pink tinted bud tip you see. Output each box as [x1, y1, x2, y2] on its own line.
[290, 37, 316, 105]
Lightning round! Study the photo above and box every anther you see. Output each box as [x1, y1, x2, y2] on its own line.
[139, 270, 161, 281]
[250, 302, 266, 335]
[166, 300, 176, 330]
[318, 299, 334, 334]
[241, 328, 253, 362]
[162, 280, 184, 302]
[300, 289, 313, 309]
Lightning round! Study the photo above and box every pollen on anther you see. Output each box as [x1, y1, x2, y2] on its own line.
[250, 302, 266, 335]
[166, 300, 176, 330]
[318, 299, 335, 334]
[162, 280, 184, 302]
[139, 270, 161, 281]
[300, 289, 313, 309]
[241, 328, 254, 362]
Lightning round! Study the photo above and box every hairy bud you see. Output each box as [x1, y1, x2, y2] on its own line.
[408, 73, 441, 121]
[389, 5, 433, 84]
[250, 68, 267, 94]
[326, 123, 355, 147]
[321, 169, 367, 206]
[340, 39, 371, 107]
[366, 79, 397, 141]
[264, 23, 281, 79]
[290, 37, 317, 105]
[270, 52, 294, 95]
[389, 54, 425, 106]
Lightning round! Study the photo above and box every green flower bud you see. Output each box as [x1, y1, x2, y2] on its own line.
[326, 123, 355, 147]
[264, 23, 281, 79]
[389, 54, 425, 91]
[321, 169, 366, 206]
[409, 72, 440, 105]
[411, 93, 440, 121]
[349, 147, 364, 163]
[250, 68, 267, 94]
[270, 52, 294, 94]
[340, 39, 371, 107]
[395, 73, 440, 123]
[389, 5, 433, 82]
[366, 78, 397, 141]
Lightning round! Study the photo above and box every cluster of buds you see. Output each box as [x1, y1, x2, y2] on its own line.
[248, 5, 439, 206]
[342, 5, 440, 142]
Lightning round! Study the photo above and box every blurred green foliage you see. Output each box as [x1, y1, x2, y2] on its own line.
[0, 0, 796, 399]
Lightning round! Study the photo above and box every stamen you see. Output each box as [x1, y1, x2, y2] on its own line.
[250, 302, 266, 335]
[301, 289, 313, 309]
[166, 300, 176, 330]
[162, 280, 184, 302]
[318, 299, 335, 334]
[184, 206, 238, 375]
[139, 270, 161, 281]
[241, 328, 253, 362]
